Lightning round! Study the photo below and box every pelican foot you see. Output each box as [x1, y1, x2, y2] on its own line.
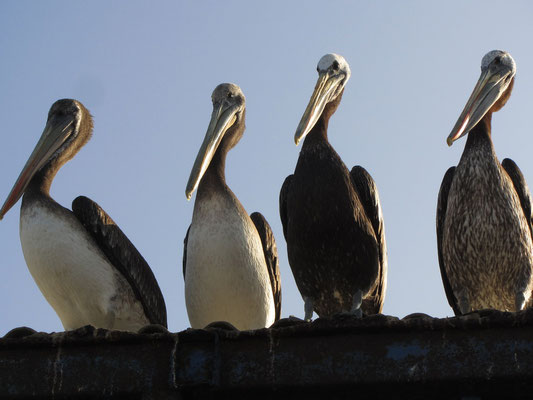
[303, 297, 314, 322]
[516, 291, 526, 311]
[349, 289, 363, 319]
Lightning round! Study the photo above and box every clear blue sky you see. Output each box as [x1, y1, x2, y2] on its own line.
[1, 1, 533, 335]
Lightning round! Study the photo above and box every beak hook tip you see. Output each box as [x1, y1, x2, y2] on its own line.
[294, 131, 302, 146]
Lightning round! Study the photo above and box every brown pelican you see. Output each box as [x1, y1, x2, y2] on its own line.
[183, 83, 281, 330]
[0, 99, 167, 331]
[437, 50, 533, 314]
[280, 54, 387, 320]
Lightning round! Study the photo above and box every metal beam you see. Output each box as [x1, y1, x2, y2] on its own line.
[1, 310, 533, 398]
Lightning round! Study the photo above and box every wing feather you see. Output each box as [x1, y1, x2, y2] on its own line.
[436, 167, 461, 315]
[350, 166, 387, 314]
[250, 212, 282, 321]
[183, 225, 190, 279]
[72, 196, 167, 327]
[502, 158, 533, 237]
[279, 175, 293, 240]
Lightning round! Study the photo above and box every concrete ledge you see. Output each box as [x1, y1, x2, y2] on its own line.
[2, 309, 533, 399]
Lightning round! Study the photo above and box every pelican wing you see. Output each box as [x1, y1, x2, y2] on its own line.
[279, 174, 294, 239]
[350, 166, 388, 314]
[436, 167, 461, 315]
[72, 196, 168, 327]
[502, 158, 533, 237]
[183, 225, 190, 279]
[250, 212, 282, 321]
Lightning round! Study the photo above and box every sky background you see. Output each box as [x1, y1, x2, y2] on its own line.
[1, 1, 533, 335]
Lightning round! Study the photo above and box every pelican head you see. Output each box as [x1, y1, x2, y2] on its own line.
[447, 50, 516, 146]
[0, 99, 92, 219]
[185, 83, 246, 200]
[294, 53, 351, 145]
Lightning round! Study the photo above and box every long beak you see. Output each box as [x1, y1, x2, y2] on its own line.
[447, 67, 513, 146]
[294, 71, 344, 145]
[0, 115, 75, 219]
[185, 102, 241, 200]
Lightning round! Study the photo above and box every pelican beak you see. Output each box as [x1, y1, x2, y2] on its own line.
[447, 66, 514, 146]
[0, 114, 75, 219]
[294, 71, 345, 145]
[185, 101, 242, 200]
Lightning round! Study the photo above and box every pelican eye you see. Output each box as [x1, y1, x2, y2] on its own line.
[332, 60, 340, 71]
[227, 92, 234, 99]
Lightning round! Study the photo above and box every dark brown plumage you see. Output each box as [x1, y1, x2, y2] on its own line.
[280, 54, 387, 319]
[250, 212, 282, 320]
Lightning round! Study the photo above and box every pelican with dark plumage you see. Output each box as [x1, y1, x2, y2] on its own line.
[280, 54, 387, 320]
[437, 50, 533, 314]
[184, 83, 281, 330]
[0, 99, 167, 331]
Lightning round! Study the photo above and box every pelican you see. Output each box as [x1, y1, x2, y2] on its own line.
[0, 99, 167, 331]
[183, 83, 281, 330]
[280, 54, 387, 320]
[437, 50, 533, 314]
